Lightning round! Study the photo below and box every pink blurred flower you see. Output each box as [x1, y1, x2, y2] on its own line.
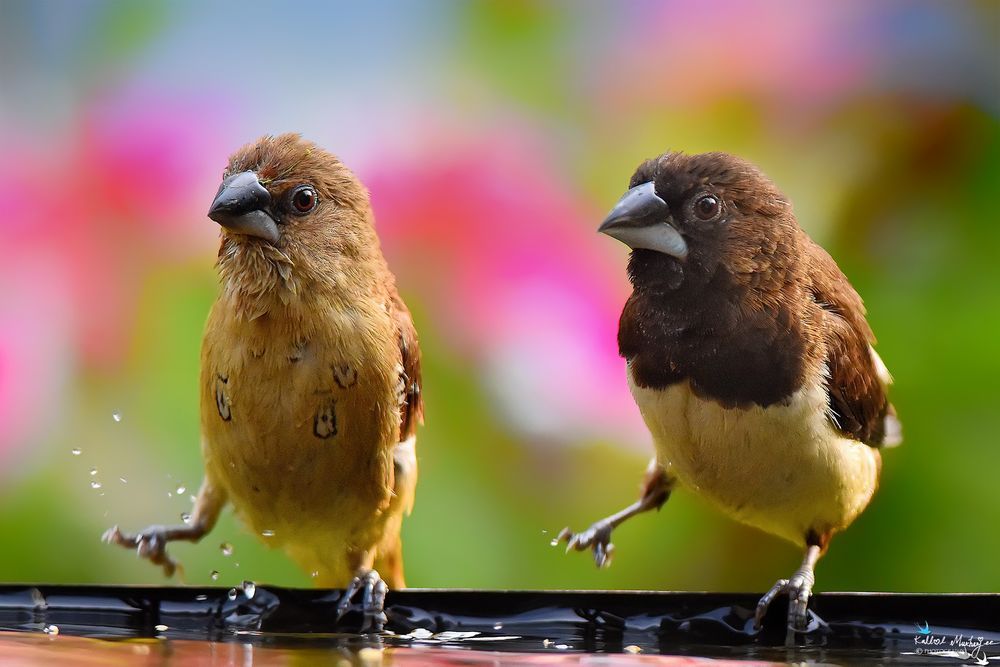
[598, 2, 873, 115]
[0, 256, 73, 472]
[366, 132, 647, 446]
[0, 86, 226, 466]
[1, 87, 224, 369]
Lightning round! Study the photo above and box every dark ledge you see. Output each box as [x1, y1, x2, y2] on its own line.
[1, 585, 998, 657]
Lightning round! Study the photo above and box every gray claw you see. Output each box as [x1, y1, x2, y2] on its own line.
[102, 524, 178, 577]
[336, 569, 387, 633]
[754, 573, 814, 633]
[557, 521, 615, 568]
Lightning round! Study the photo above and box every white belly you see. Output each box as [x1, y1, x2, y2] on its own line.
[628, 368, 880, 547]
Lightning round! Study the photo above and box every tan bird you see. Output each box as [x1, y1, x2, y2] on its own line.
[105, 134, 422, 629]
[559, 152, 900, 636]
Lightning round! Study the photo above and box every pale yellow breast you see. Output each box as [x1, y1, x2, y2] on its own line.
[627, 367, 880, 546]
[199, 298, 402, 571]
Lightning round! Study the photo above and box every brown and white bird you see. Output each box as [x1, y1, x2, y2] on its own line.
[558, 151, 900, 634]
[105, 134, 422, 630]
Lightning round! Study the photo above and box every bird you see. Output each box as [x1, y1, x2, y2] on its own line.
[558, 151, 900, 636]
[104, 133, 422, 631]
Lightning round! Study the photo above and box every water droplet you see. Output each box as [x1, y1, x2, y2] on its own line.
[310, 570, 319, 579]
[181, 512, 191, 524]
[220, 543, 233, 557]
[234, 561, 240, 568]
[71, 448, 81, 456]
[195, 594, 208, 601]
[112, 411, 122, 423]
[90, 481, 102, 490]
[260, 529, 275, 538]
[542, 639, 553, 648]
[227, 588, 238, 600]
[89, 468, 98, 476]
[493, 622, 503, 630]
[43, 624, 59, 635]
[555, 644, 570, 650]
[154, 624, 168, 632]
[549, 538, 559, 547]
[624, 645, 642, 654]
[210, 570, 219, 581]
[189, 494, 197, 503]
[241, 580, 256, 599]
[119, 477, 127, 484]
[166, 492, 173, 498]
[176, 485, 186, 495]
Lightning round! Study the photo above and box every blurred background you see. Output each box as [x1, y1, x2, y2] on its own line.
[0, 1, 997, 595]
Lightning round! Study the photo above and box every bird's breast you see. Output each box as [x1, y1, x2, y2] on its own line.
[199, 301, 402, 543]
[627, 365, 880, 546]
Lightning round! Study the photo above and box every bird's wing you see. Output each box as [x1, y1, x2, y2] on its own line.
[387, 285, 421, 522]
[390, 286, 423, 443]
[807, 241, 901, 447]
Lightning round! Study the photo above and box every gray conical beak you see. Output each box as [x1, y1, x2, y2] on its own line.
[208, 171, 280, 244]
[598, 182, 688, 260]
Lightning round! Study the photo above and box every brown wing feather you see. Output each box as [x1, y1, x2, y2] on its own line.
[390, 286, 423, 441]
[807, 240, 899, 447]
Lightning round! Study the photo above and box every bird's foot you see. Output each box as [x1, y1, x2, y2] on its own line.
[754, 569, 815, 634]
[102, 525, 180, 578]
[336, 569, 388, 633]
[556, 520, 616, 568]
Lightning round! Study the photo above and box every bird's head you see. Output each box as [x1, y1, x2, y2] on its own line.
[600, 152, 797, 292]
[208, 135, 386, 315]
[209, 133, 377, 261]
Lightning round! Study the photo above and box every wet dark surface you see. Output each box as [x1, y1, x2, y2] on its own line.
[1, 585, 998, 664]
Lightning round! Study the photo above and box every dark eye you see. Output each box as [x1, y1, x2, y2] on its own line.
[694, 194, 721, 221]
[290, 186, 318, 214]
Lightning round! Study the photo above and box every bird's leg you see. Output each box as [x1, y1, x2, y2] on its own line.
[557, 459, 674, 568]
[103, 478, 225, 578]
[336, 565, 388, 633]
[755, 542, 824, 636]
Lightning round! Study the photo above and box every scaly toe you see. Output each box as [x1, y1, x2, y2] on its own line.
[337, 570, 387, 633]
[754, 578, 788, 630]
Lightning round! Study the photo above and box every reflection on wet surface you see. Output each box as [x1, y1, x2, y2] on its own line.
[0, 586, 997, 665]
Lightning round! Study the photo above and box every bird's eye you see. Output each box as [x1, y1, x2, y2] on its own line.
[694, 194, 721, 221]
[290, 186, 318, 214]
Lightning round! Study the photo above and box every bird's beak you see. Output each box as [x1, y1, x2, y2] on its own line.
[598, 182, 688, 260]
[208, 171, 280, 244]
